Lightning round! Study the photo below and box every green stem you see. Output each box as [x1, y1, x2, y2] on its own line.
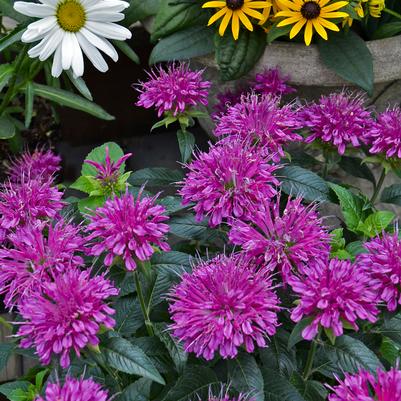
[383, 8, 401, 20]
[370, 168, 386, 204]
[134, 271, 154, 336]
[0, 45, 28, 117]
[303, 339, 318, 380]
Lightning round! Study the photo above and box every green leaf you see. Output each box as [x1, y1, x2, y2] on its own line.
[116, 378, 152, 401]
[380, 337, 400, 364]
[262, 368, 307, 401]
[0, 0, 28, 23]
[215, 28, 266, 81]
[24, 81, 34, 128]
[372, 21, 401, 39]
[345, 241, 367, 258]
[149, 25, 214, 64]
[81, 142, 125, 176]
[66, 70, 93, 101]
[339, 156, 376, 185]
[378, 313, 401, 345]
[266, 23, 292, 43]
[317, 30, 373, 94]
[0, 382, 30, 400]
[152, 0, 205, 41]
[129, 167, 184, 187]
[0, 115, 16, 139]
[360, 211, 395, 237]
[30, 83, 114, 120]
[288, 318, 314, 349]
[114, 296, 144, 335]
[0, 343, 15, 373]
[177, 130, 195, 163]
[0, 26, 25, 53]
[69, 175, 97, 194]
[103, 336, 165, 385]
[228, 353, 264, 401]
[278, 166, 329, 202]
[381, 184, 401, 206]
[329, 183, 363, 232]
[77, 196, 106, 214]
[158, 195, 189, 214]
[124, 0, 160, 25]
[317, 335, 383, 378]
[113, 40, 140, 64]
[290, 373, 327, 401]
[154, 322, 188, 374]
[0, 63, 14, 92]
[162, 365, 220, 401]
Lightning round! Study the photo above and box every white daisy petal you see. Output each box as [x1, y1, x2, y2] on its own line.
[86, 1, 129, 13]
[14, 2, 54, 17]
[76, 32, 108, 72]
[70, 34, 84, 76]
[22, 27, 50, 42]
[39, 28, 64, 61]
[81, 27, 118, 60]
[51, 44, 63, 77]
[39, 0, 58, 6]
[86, 11, 125, 22]
[61, 32, 74, 70]
[85, 21, 132, 40]
[26, 16, 57, 35]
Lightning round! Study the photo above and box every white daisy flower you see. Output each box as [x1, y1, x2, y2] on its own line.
[14, 0, 132, 77]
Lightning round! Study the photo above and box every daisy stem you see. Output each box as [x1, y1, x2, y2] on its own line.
[383, 8, 401, 20]
[0, 45, 28, 117]
[134, 270, 154, 336]
[370, 168, 386, 204]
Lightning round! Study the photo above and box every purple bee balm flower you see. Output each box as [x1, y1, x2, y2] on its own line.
[179, 140, 280, 227]
[288, 258, 379, 340]
[135, 63, 211, 117]
[0, 178, 64, 230]
[301, 91, 375, 155]
[328, 366, 401, 401]
[214, 94, 302, 162]
[35, 376, 110, 401]
[169, 254, 280, 360]
[212, 88, 243, 119]
[17, 268, 118, 368]
[8, 148, 61, 183]
[84, 145, 132, 187]
[86, 189, 170, 270]
[0, 220, 86, 309]
[228, 195, 330, 283]
[369, 106, 401, 159]
[357, 231, 401, 311]
[251, 68, 296, 97]
[206, 387, 251, 401]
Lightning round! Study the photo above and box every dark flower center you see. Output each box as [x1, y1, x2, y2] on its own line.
[226, 0, 244, 10]
[301, 1, 321, 19]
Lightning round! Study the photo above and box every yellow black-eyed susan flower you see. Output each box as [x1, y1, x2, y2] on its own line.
[202, 0, 272, 40]
[275, 0, 349, 46]
[368, 0, 385, 17]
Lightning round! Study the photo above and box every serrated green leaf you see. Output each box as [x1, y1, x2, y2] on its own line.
[30, 83, 114, 120]
[317, 30, 373, 94]
[278, 166, 329, 202]
[0, 382, 30, 400]
[378, 314, 401, 345]
[339, 156, 376, 185]
[177, 130, 195, 163]
[129, 167, 183, 187]
[288, 318, 314, 350]
[380, 337, 400, 364]
[149, 25, 214, 64]
[77, 196, 106, 214]
[215, 28, 265, 81]
[69, 175, 97, 194]
[158, 195, 189, 214]
[114, 296, 144, 335]
[116, 378, 152, 401]
[103, 336, 165, 384]
[381, 184, 401, 206]
[290, 373, 327, 401]
[360, 211, 395, 237]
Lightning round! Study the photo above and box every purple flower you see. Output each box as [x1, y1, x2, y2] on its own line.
[35, 376, 110, 401]
[0, 220, 86, 309]
[357, 231, 401, 311]
[212, 88, 243, 119]
[8, 148, 61, 183]
[206, 387, 251, 401]
[0, 178, 64, 230]
[301, 91, 375, 155]
[229, 196, 330, 283]
[136, 63, 211, 117]
[289, 258, 379, 340]
[369, 106, 401, 159]
[18, 268, 118, 368]
[179, 140, 280, 227]
[251, 68, 296, 97]
[214, 94, 302, 162]
[84, 145, 132, 186]
[169, 254, 280, 360]
[87, 189, 170, 270]
[328, 366, 401, 401]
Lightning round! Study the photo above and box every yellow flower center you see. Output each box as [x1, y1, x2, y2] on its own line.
[56, 0, 86, 32]
[226, 0, 244, 10]
[301, 1, 321, 19]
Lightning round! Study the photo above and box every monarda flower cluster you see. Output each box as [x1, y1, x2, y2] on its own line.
[86, 189, 170, 270]
[136, 63, 211, 117]
[179, 140, 280, 227]
[18, 268, 118, 368]
[289, 258, 379, 340]
[229, 196, 330, 283]
[169, 254, 280, 360]
[328, 366, 401, 401]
